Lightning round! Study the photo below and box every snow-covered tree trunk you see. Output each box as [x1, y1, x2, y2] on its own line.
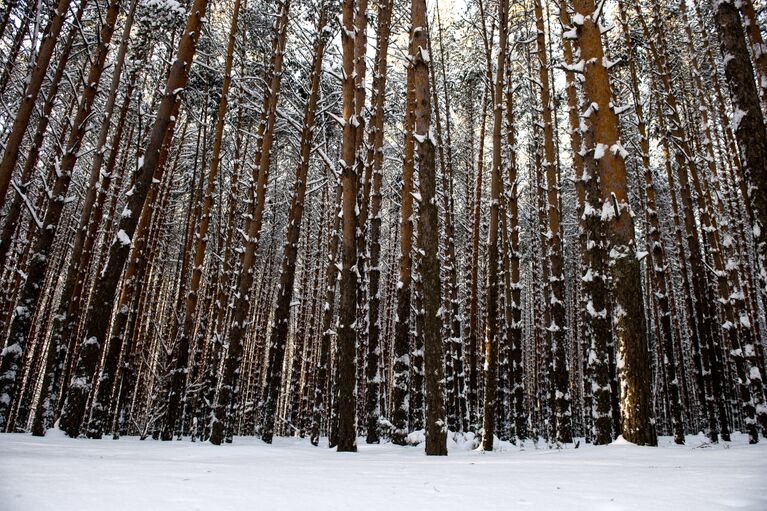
[535, 0, 571, 445]
[0, 0, 75, 212]
[259, 7, 329, 443]
[310, 179, 342, 446]
[161, 0, 242, 442]
[363, 0, 393, 445]
[0, 0, 123, 431]
[481, 0, 508, 452]
[617, 0, 684, 444]
[334, 0, 361, 453]
[572, 0, 656, 446]
[739, 0, 767, 115]
[208, 0, 291, 446]
[57, 0, 209, 437]
[410, 0, 447, 455]
[467, 78, 489, 434]
[390, 29, 416, 447]
[713, 0, 767, 438]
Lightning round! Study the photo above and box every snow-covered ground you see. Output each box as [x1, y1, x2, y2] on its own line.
[1, 431, 765, 511]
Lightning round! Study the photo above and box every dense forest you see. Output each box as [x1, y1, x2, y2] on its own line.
[0, 0, 765, 456]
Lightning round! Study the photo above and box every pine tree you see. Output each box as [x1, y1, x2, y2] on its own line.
[480, 0, 508, 452]
[335, 0, 360, 453]
[0, 0, 123, 430]
[0, 0, 77, 211]
[570, 0, 656, 446]
[58, 0, 211, 438]
[208, 0, 292, 446]
[260, 5, 330, 444]
[409, 0, 446, 456]
[363, 0, 394, 445]
[162, 0, 243, 442]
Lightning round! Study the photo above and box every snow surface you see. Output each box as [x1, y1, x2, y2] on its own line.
[0, 432, 765, 510]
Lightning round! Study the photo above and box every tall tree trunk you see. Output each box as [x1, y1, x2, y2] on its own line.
[572, 0, 657, 446]
[352, 0, 369, 432]
[310, 177, 342, 446]
[259, 7, 329, 444]
[0, 0, 86, 270]
[208, 0, 291, 446]
[390, 30, 417, 447]
[715, 0, 767, 343]
[161, 0, 242, 441]
[617, 0, 684, 444]
[363, 0, 393, 445]
[504, 34, 526, 442]
[0, 0, 122, 430]
[409, 0, 446, 456]
[481, 0, 508, 451]
[535, 0, 571, 444]
[0, 0, 76, 211]
[335, 0, 360, 453]
[57, 0, 210, 437]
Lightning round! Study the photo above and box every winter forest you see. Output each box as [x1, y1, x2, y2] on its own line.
[0, 0, 766, 508]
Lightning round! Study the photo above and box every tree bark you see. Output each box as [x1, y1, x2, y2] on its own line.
[0, 0, 122, 430]
[715, 0, 767, 345]
[410, 0, 446, 456]
[259, 7, 329, 444]
[58, 0, 210, 437]
[334, 0, 360, 453]
[208, 0, 291, 446]
[572, 0, 657, 446]
[161, 0, 242, 441]
[363, 0, 393, 445]
[481, 0, 508, 451]
[0, 0, 76, 211]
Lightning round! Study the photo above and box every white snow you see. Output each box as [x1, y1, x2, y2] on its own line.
[0, 432, 764, 511]
[594, 143, 608, 160]
[731, 108, 747, 132]
[116, 229, 131, 247]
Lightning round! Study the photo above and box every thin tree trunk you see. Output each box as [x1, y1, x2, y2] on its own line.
[0, 0, 76, 211]
[0, 0, 86, 270]
[259, 7, 329, 444]
[58, 0, 210, 437]
[208, 0, 291, 446]
[363, 0, 393, 445]
[390, 32, 417, 447]
[310, 176, 342, 446]
[0, 0, 123, 430]
[161, 0, 242, 441]
[481, 0, 508, 452]
[740, 0, 767, 114]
